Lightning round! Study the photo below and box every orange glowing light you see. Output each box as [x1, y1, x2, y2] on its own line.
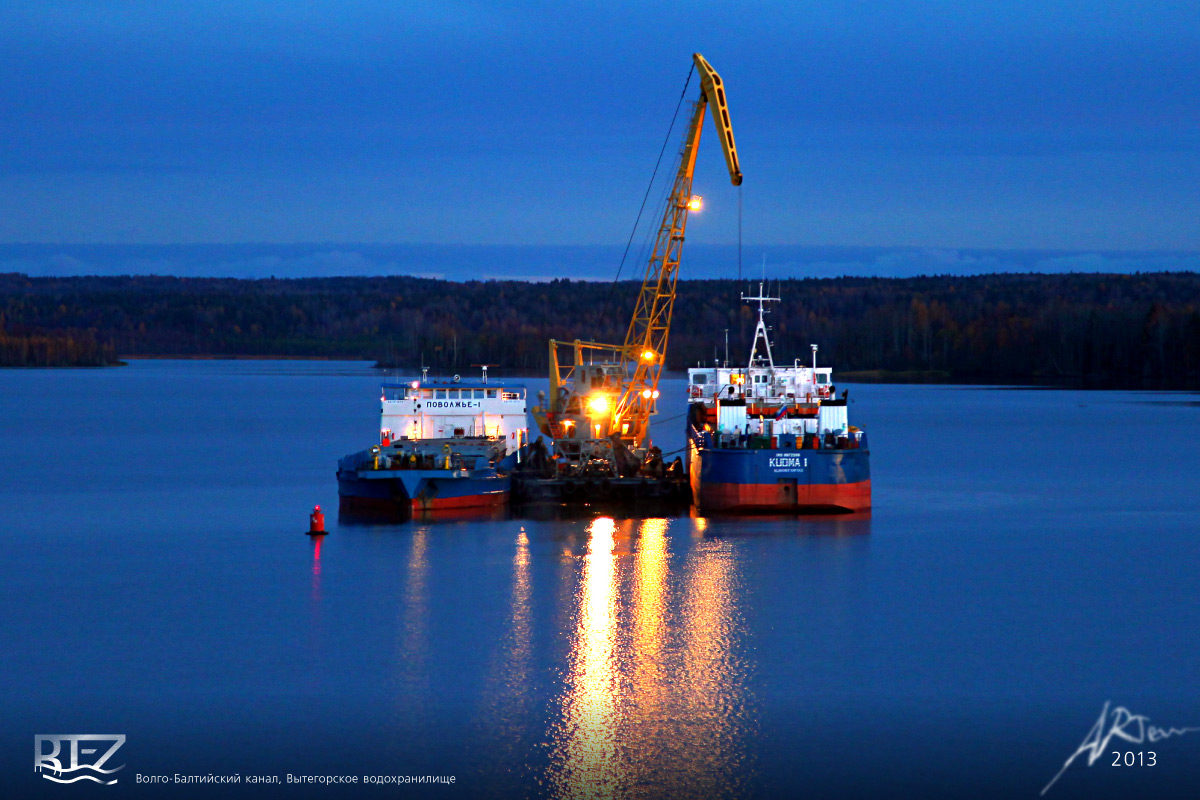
[587, 394, 611, 416]
[687, 195, 703, 211]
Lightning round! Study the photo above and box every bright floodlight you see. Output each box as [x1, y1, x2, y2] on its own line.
[687, 195, 703, 211]
[587, 394, 611, 416]
[641, 349, 655, 361]
[641, 389, 652, 399]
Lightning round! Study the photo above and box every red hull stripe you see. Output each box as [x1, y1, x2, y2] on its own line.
[411, 491, 508, 511]
[698, 479, 871, 513]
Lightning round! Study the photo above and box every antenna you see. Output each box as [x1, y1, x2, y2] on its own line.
[471, 363, 498, 384]
[741, 281, 780, 370]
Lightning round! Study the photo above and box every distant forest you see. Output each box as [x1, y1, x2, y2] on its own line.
[2, 272, 1199, 388]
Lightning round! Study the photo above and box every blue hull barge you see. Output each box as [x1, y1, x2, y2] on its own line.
[337, 370, 529, 514]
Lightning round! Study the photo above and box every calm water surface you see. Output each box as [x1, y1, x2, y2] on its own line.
[3, 360, 1199, 798]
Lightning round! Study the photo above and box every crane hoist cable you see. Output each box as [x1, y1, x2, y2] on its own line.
[602, 63, 696, 327]
[534, 52, 741, 450]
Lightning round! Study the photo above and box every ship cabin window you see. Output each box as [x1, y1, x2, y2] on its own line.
[754, 374, 767, 384]
[502, 391, 520, 400]
[420, 389, 433, 399]
[692, 374, 708, 385]
[816, 373, 829, 385]
[436, 389, 447, 399]
[486, 389, 498, 399]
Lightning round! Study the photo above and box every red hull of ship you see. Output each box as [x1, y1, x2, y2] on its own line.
[697, 479, 872, 514]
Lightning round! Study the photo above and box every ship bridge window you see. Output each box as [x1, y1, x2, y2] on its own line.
[436, 389, 447, 399]
[420, 389, 433, 399]
[816, 374, 829, 384]
[754, 374, 767, 384]
[486, 389, 498, 399]
[692, 374, 708, 384]
[502, 391, 520, 400]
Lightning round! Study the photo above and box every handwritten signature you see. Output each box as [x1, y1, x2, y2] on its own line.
[1042, 701, 1200, 795]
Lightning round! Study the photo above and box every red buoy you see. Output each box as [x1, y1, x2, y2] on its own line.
[307, 505, 326, 535]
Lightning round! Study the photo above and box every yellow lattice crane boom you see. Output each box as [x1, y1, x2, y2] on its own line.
[533, 53, 741, 450]
[613, 53, 741, 444]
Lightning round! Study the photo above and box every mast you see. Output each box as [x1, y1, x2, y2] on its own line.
[742, 281, 779, 371]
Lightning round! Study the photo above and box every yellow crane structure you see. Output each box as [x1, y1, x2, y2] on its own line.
[532, 53, 742, 457]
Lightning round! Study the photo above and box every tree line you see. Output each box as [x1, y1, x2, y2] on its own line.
[1, 271, 1198, 387]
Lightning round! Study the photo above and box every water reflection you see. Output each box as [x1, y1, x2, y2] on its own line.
[552, 517, 622, 796]
[397, 527, 430, 697]
[475, 527, 537, 771]
[311, 535, 323, 603]
[547, 517, 754, 799]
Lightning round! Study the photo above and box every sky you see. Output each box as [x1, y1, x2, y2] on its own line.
[2, 1, 1200, 264]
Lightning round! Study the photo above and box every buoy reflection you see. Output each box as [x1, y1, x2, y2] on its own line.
[311, 534, 323, 602]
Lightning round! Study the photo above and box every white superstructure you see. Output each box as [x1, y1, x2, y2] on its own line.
[379, 377, 528, 455]
[686, 283, 859, 444]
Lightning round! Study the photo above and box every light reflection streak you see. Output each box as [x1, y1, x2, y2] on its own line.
[397, 527, 430, 697]
[475, 527, 536, 766]
[674, 538, 751, 797]
[632, 518, 669, 687]
[547, 517, 753, 799]
[552, 516, 621, 797]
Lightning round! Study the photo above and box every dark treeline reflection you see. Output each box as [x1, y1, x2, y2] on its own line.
[0, 330, 117, 367]
[2, 272, 1198, 386]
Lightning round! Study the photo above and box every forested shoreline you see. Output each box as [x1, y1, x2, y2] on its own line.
[2, 272, 1199, 387]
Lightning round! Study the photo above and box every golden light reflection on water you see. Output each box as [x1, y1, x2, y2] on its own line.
[548, 517, 754, 799]
[552, 516, 622, 797]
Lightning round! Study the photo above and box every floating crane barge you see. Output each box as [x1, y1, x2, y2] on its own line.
[516, 52, 742, 507]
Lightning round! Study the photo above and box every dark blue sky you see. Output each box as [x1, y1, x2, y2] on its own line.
[2, 1, 1199, 252]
